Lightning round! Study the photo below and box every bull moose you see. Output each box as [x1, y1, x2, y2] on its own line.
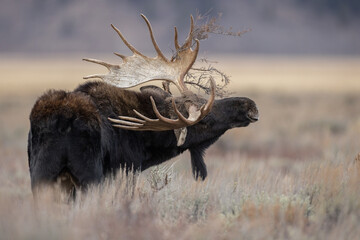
[28, 15, 259, 196]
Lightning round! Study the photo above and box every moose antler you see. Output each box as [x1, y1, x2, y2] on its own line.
[84, 14, 215, 131]
[83, 14, 198, 91]
[109, 78, 215, 131]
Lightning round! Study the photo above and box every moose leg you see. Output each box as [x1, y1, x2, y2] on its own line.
[67, 148, 104, 190]
[29, 142, 68, 197]
[65, 127, 104, 190]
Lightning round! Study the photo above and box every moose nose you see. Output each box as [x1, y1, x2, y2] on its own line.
[247, 111, 259, 122]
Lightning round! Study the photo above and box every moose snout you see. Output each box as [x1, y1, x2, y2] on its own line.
[246, 109, 259, 122]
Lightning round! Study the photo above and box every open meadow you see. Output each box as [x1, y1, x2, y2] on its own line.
[0, 55, 360, 239]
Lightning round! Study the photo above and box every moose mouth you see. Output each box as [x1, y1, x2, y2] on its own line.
[247, 114, 259, 123]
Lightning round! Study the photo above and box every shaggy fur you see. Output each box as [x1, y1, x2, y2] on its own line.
[28, 81, 258, 195]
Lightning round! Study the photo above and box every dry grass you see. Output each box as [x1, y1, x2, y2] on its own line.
[0, 55, 360, 239]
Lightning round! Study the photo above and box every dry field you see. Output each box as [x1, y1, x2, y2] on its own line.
[0, 55, 360, 239]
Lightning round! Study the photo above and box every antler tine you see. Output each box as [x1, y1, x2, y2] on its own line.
[171, 98, 195, 124]
[201, 78, 216, 113]
[183, 15, 194, 48]
[107, 118, 143, 127]
[118, 115, 146, 124]
[178, 39, 200, 90]
[133, 109, 156, 122]
[113, 52, 127, 60]
[174, 27, 180, 51]
[141, 14, 168, 61]
[82, 58, 116, 80]
[111, 24, 146, 58]
[112, 125, 140, 130]
[82, 58, 115, 70]
[156, 97, 194, 125]
[83, 74, 106, 80]
[150, 97, 183, 124]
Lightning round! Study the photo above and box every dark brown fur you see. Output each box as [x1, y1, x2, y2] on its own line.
[31, 90, 101, 128]
[28, 81, 258, 196]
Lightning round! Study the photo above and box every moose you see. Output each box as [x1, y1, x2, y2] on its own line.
[27, 15, 258, 196]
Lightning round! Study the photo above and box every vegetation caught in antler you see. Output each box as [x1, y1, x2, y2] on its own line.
[172, 12, 250, 97]
[185, 63, 231, 98]
[193, 12, 251, 40]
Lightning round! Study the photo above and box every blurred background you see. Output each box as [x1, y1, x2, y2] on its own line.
[1, 0, 359, 55]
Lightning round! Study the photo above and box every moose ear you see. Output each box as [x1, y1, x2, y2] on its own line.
[140, 85, 171, 99]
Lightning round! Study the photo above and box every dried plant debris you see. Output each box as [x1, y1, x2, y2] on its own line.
[172, 12, 249, 98]
[193, 12, 251, 41]
[185, 65, 231, 98]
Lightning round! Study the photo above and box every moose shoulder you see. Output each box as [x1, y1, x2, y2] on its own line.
[27, 15, 258, 196]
